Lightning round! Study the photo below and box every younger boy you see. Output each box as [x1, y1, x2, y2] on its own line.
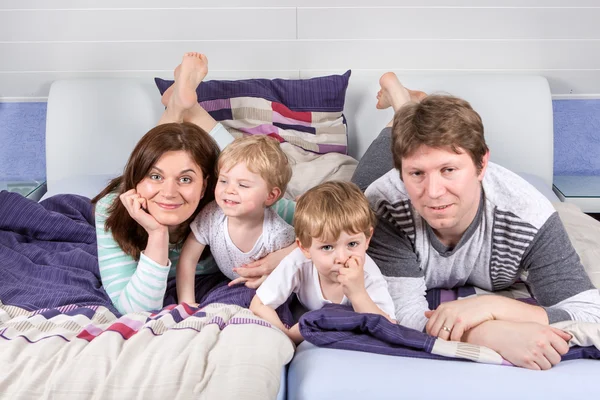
[177, 135, 296, 305]
[250, 181, 396, 344]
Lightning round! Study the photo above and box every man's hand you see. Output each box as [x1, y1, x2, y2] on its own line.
[230, 243, 296, 288]
[464, 320, 572, 370]
[425, 296, 495, 341]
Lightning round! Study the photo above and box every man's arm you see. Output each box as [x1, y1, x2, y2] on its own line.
[523, 212, 600, 323]
[367, 213, 430, 330]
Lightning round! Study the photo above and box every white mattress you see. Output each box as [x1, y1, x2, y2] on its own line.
[288, 342, 599, 400]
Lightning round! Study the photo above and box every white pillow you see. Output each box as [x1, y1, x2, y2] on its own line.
[553, 202, 600, 289]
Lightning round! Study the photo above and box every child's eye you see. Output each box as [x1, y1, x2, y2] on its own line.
[348, 241, 359, 248]
[239, 184, 249, 189]
[320, 245, 333, 252]
[218, 179, 227, 184]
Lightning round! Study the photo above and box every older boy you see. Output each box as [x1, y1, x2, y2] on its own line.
[250, 181, 395, 345]
[177, 135, 296, 305]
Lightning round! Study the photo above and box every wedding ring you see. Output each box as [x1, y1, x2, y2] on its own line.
[442, 326, 451, 332]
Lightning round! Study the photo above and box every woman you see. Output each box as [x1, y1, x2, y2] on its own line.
[92, 52, 295, 314]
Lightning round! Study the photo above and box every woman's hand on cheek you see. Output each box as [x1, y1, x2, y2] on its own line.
[120, 189, 166, 234]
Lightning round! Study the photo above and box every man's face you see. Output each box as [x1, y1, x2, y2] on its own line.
[401, 145, 489, 246]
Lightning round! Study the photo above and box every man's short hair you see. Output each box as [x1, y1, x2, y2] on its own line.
[218, 135, 292, 201]
[294, 181, 375, 248]
[392, 95, 489, 173]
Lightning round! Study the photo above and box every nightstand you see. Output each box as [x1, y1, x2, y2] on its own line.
[553, 175, 600, 219]
[0, 180, 47, 202]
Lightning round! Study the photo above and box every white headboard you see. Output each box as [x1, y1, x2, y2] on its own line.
[45, 73, 553, 191]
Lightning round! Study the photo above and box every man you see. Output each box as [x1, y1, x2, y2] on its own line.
[353, 72, 600, 370]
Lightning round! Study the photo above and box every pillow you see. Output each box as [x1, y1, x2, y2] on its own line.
[553, 202, 600, 289]
[155, 71, 351, 154]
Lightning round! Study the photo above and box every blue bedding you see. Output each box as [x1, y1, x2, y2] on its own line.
[0, 191, 117, 313]
[299, 301, 600, 363]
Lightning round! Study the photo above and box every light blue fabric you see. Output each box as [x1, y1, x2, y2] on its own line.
[287, 342, 600, 400]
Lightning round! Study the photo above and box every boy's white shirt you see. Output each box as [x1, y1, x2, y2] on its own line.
[190, 201, 295, 280]
[256, 247, 396, 320]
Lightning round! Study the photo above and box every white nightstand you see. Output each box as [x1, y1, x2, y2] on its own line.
[553, 176, 600, 215]
[1, 180, 47, 202]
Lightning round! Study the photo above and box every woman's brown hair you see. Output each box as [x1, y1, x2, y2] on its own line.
[92, 122, 220, 260]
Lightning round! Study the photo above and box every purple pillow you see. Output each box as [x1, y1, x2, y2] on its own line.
[154, 71, 351, 154]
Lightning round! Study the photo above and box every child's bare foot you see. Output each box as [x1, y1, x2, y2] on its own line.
[166, 52, 208, 115]
[376, 72, 426, 112]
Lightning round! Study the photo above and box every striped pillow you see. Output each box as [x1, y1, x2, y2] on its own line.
[155, 71, 351, 154]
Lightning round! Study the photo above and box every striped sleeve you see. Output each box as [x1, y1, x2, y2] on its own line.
[271, 198, 296, 226]
[95, 193, 170, 314]
[210, 122, 234, 150]
[522, 213, 600, 323]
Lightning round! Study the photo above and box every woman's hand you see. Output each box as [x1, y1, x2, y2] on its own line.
[229, 243, 297, 288]
[120, 189, 166, 234]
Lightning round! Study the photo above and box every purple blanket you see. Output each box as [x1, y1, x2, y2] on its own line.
[0, 192, 291, 321]
[299, 297, 600, 364]
[0, 191, 119, 315]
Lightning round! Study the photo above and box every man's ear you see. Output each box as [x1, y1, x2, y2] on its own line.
[265, 186, 282, 207]
[477, 151, 490, 181]
[296, 238, 311, 259]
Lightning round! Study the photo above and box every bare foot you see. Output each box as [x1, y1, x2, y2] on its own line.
[161, 83, 174, 107]
[409, 89, 427, 103]
[376, 72, 426, 112]
[164, 52, 208, 119]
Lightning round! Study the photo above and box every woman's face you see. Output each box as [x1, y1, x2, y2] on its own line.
[135, 150, 207, 228]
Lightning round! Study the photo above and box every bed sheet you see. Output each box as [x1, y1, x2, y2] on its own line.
[288, 342, 600, 400]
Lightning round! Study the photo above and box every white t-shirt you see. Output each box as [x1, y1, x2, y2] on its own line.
[190, 201, 296, 280]
[256, 247, 396, 320]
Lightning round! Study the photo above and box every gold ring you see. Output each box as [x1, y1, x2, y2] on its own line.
[442, 326, 451, 332]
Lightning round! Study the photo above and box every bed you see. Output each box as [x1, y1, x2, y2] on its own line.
[1, 73, 599, 399]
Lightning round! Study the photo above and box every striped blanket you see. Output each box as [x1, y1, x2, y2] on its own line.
[0, 192, 293, 399]
[0, 301, 293, 399]
[299, 285, 600, 366]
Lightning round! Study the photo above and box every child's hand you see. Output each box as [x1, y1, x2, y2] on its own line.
[337, 255, 368, 300]
[231, 243, 297, 286]
[228, 274, 267, 288]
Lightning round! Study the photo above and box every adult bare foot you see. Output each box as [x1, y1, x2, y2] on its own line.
[376, 72, 426, 111]
[161, 83, 174, 107]
[164, 52, 208, 120]
[409, 89, 427, 103]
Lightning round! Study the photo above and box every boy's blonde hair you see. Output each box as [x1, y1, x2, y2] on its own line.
[294, 181, 375, 247]
[218, 135, 292, 202]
